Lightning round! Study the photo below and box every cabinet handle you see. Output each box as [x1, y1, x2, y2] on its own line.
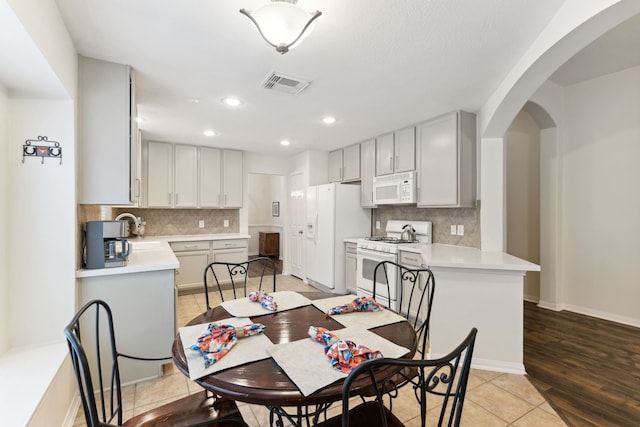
[395, 155, 399, 171]
[183, 245, 198, 249]
[218, 194, 222, 205]
[389, 157, 393, 171]
[340, 167, 343, 180]
[136, 178, 141, 199]
[225, 194, 228, 205]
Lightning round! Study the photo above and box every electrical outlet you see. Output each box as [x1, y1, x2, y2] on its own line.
[450, 225, 457, 235]
[223, 219, 229, 228]
[457, 225, 464, 236]
[376, 221, 381, 230]
[198, 220, 204, 228]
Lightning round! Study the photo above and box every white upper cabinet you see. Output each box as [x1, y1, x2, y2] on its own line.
[342, 144, 361, 182]
[146, 143, 242, 208]
[328, 149, 343, 182]
[146, 142, 197, 208]
[375, 128, 415, 176]
[200, 147, 222, 208]
[329, 145, 360, 182]
[78, 56, 138, 205]
[222, 149, 243, 208]
[146, 141, 173, 207]
[416, 111, 476, 207]
[394, 126, 416, 172]
[173, 145, 198, 207]
[375, 133, 394, 176]
[199, 147, 243, 208]
[360, 139, 376, 208]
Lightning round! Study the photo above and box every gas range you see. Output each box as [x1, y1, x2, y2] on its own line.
[356, 220, 432, 310]
[357, 237, 419, 254]
[356, 220, 432, 254]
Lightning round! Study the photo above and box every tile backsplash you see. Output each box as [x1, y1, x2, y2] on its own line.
[372, 204, 480, 248]
[79, 205, 240, 236]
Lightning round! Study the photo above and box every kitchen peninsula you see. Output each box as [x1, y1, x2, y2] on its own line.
[398, 243, 540, 374]
[76, 234, 249, 383]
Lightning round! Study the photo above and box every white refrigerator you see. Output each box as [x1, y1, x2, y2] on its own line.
[306, 183, 371, 293]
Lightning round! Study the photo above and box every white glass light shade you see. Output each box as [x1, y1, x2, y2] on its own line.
[241, 2, 322, 54]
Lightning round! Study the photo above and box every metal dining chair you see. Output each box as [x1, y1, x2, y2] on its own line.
[371, 260, 436, 410]
[314, 328, 478, 427]
[373, 260, 436, 357]
[203, 256, 277, 310]
[64, 299, 248, 427]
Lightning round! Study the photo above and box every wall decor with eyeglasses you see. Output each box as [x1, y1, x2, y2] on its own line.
[22, 136, 63, 164]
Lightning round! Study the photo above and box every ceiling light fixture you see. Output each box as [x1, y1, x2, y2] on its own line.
[322, 116, 337, 125]
[280, 139, 291, 146]
[203, 130, 217, 137]
[222, 97, 243, 107]
[240, 0, 322, 55]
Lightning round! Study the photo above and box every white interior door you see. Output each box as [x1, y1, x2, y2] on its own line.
[288, 172, 305, 279]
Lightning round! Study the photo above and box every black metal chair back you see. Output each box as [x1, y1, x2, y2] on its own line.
[65, 299, 125, 426]
[373, 260, 435, 357]
[337, 328, 477, 427]
[64, 299, 247, 427]
[203, 256, 277, 310]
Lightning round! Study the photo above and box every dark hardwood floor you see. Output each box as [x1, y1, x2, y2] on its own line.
[524, 301, 640, 426]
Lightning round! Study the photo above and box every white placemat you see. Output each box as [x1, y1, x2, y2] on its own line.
[180, 317, 273, 380]
[312, 295, 407, 329]
[267, 326, 410, 396]
[220, 291, 312, 317]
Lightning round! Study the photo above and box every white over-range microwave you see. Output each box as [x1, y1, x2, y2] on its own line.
[373, 171, 417, 205]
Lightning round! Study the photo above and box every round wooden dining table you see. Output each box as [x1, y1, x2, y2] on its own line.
[172, 292, 417, 424]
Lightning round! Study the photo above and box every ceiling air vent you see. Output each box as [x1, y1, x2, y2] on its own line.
[261, 72, 310, 95]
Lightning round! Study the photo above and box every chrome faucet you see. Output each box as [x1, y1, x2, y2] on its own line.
[115, 212, 144, 237]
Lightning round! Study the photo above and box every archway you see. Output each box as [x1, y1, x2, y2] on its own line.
[478, 1, 640, 252]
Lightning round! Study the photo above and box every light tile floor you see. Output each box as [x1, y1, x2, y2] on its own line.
[73, 275, 566, 426]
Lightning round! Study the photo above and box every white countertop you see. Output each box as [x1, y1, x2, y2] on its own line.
[344, 237, 362, 244]
[76, 233, 250, 278]
[151, 233, 251, 242]
[398, 243, 540, 272]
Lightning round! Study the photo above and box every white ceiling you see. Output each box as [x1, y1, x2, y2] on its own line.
[6, 1, 639, 155]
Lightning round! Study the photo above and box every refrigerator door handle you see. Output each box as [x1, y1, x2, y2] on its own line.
[314, 213, 318, 244]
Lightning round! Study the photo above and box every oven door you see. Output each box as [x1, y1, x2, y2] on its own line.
[356, 247, 398, 310]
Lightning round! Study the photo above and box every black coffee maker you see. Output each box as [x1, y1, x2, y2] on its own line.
[83, 220, 131, 268]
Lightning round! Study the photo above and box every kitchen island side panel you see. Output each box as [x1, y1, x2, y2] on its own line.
[428, 267, 525, 374]
[78, 269, 176, 384]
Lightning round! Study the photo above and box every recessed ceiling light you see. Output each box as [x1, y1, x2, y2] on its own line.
[322, 116, 337, 125]
[203, 129, 217, 137]
[222, 97, 243, 107]
[190, 98, 200, 104]
[280, 139, 291, 146]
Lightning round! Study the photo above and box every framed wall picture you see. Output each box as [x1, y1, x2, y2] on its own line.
[272, 201, 280, 217]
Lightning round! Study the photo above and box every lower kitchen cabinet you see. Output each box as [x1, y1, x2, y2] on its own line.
[171, 241, 210, 290]
[345, 242, 357, 294]
[171, 238, 248, 292]
[398, 250, 429, 322]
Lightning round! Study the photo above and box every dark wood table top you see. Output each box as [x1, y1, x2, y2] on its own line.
[172, 292, 417, 407]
